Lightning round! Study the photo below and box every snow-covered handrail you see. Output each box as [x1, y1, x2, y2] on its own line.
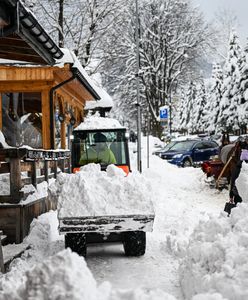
[0, 148, 71, 204]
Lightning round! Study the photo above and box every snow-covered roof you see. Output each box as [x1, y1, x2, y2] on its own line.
[0, 48, 110, 104]
[55, 48, 112, 104]
[74, 115, 125, 131]
[0, 0, 63, 65]
[85, 73, 113, 109]
[84, 93, 113, 110]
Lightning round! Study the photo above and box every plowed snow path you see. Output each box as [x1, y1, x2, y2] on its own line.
[85, 153, 227, 299]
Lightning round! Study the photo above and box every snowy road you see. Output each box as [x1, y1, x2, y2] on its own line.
[84, 143, 228, 299]
[87, 236, 181, 298]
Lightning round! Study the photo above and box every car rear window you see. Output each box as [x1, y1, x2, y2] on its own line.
[169, 140, 196, 151]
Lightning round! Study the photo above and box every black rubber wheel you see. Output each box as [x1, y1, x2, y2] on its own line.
[182, 158, 192, 167]
[65, 233, 87, 257]
[122, 231, 146, 256]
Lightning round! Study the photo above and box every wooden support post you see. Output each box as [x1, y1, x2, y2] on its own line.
[31, 161, 37, 188]
[0, 94, 2, 130]
[44, 160, 49, 182]
[68, 156, 71, 173]
[54, 160, 58, 178]
[10, 158, 23, 202]
[60, 159, 65, 172]
[42, 89, 51, 150]
[61, 121, 66, 149]
[0, 231, 5, 273]
[16, 207, 21, 244]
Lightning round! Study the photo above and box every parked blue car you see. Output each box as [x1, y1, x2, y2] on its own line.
[159, 139, 219, 167]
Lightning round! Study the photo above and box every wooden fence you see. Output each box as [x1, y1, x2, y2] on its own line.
[0, 148, 70, 203]
[0, 147, 71, 243]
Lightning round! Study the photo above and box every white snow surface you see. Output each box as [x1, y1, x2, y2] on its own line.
[1, 136, 248, 300]
[236, 162, 248, 201]
[56, 163, 154, 218]
[74, 114, 124, 130]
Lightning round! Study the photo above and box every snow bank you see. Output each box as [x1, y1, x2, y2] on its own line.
[55, 164, 154, 218]
[74, 114, 124, 130]
[236, 162, 248, 202]
[0, 211, 176, 300]
[20, 248, 177, 300]
[179, 202, 248, 300]
[0, 211, 63, 300]
[21, 249, 98, 300]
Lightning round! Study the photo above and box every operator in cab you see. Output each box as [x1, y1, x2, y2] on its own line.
[79, 132, 116, 166]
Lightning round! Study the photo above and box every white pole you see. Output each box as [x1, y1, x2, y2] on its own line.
[135, 0, 142, 173]
[147, 108, 150, 168]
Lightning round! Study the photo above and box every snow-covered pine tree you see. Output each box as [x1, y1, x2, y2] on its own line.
[184, 81, 196, 134]
[177, 88, 187, 132]
[207, 63, 223, 134]
[218, 30, 242, 132]
[193, 81, 207, 133]
[200, 84, 212, 133]
[237, 42, 248, 132]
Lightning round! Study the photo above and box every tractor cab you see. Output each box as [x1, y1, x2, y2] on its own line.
[71, 128, 131, 174]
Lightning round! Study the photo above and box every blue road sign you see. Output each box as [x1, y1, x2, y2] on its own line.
[159, 107, 168, 120]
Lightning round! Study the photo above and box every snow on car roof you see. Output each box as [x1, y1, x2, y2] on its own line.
[74, 115, 125, 131]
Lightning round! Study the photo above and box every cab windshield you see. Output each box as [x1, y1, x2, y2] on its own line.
[72, 130, 128, 168]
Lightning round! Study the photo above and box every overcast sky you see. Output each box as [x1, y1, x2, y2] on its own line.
[192, 0, 248, 45]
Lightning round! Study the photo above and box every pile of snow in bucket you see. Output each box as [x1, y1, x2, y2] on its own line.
[179, 202, 248, 300]
[53, 164, 154, 218]
[74, 114, 124, 130]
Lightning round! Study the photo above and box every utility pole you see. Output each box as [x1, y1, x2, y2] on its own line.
[135, 0, 142, 173]
[58, 0, 64, 47]
[169, 94, 172, 136]
[147, 107, 150, 168]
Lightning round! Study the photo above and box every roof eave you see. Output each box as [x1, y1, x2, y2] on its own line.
[71, 67, 101, 101]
